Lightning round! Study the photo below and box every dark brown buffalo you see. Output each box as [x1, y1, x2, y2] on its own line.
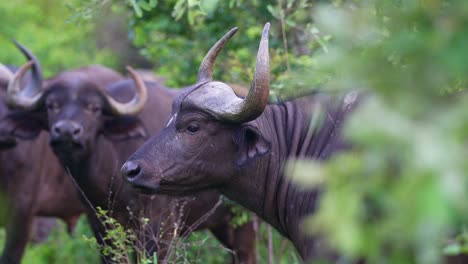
[0, 48, 257, 263]
[120, 23, 359, 262]
[0, 53, 85, 263]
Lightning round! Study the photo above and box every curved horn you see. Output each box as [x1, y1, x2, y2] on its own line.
[7, 61, 44, 109]
[0, 64, 13, 85]
[234, 22, 270, 122]
[207, 22, 270, 123]
[197, 27, 238, 83]
[7, 41, 44, 110]
[106, 66, 148, 115]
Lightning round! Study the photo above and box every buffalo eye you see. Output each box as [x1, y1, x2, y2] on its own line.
[46, 101, 60, 112]
[186, 124, 200, 134]
[86, 103, 101, 113]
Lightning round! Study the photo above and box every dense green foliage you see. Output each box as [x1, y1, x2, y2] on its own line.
[0, 216, 100, 263]
[287, 1, 468, 263]
[68, 0, 320, 89]
[0, 0, 117, 76]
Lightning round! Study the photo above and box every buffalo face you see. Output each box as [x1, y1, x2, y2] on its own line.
[0, 42, 149, 161]
[122, 23, 271, 196]
[122, 110, 249, 195]
[45, 82, 108, 156]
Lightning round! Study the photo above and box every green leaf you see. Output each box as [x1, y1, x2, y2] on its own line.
[444, 243, 462, 256]
[129, 0, 143, 17]
[266, 4, 280, 19]
[200, 0, 219, 14]
[149, 0, 158, 8]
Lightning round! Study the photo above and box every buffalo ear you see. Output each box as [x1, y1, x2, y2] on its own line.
[234, 125, 271, 166]
[102, 116, 147, 141]
[0, 111, 46, 140]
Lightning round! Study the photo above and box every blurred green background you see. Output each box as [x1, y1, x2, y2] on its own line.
[1, 0, 468, 263]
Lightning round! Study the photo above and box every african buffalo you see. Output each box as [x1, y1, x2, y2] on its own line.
[121, 23, 361, 262]
[0, 47, 85, 264]
[0, 46, 257, 263]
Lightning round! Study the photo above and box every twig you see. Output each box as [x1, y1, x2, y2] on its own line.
[64, 167, 111, 264]
[267, 225, 274, 264]
[181, 198, 223, 237]
[254, 215, 260, 263]
[278, 0, 291, 72]
[277, 238, 288, 264]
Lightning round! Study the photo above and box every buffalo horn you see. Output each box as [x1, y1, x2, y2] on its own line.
[7, 41, 44, 110]
[105, 66, 148, 115]
[196, 27, 238, 83]
[209, 22, 270, 123]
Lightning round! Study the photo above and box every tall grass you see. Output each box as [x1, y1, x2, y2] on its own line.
[0, 214, 301, 263]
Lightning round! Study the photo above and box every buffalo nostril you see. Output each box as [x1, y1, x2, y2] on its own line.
[53, 125, 61, 135]
[72, 126, 82, 136]
[123, 161, 141, 179]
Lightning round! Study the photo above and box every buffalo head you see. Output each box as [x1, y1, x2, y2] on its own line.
[122, 23, 271, 195]
[0, 42, 148, 159]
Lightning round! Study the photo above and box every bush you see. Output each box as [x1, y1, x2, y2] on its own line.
[0, 216, 99, 264]
[0, 0, 118, 76]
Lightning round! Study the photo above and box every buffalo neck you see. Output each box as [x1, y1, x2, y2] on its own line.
[55, 138, 122, 209]
[221, 92, 358, 260]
